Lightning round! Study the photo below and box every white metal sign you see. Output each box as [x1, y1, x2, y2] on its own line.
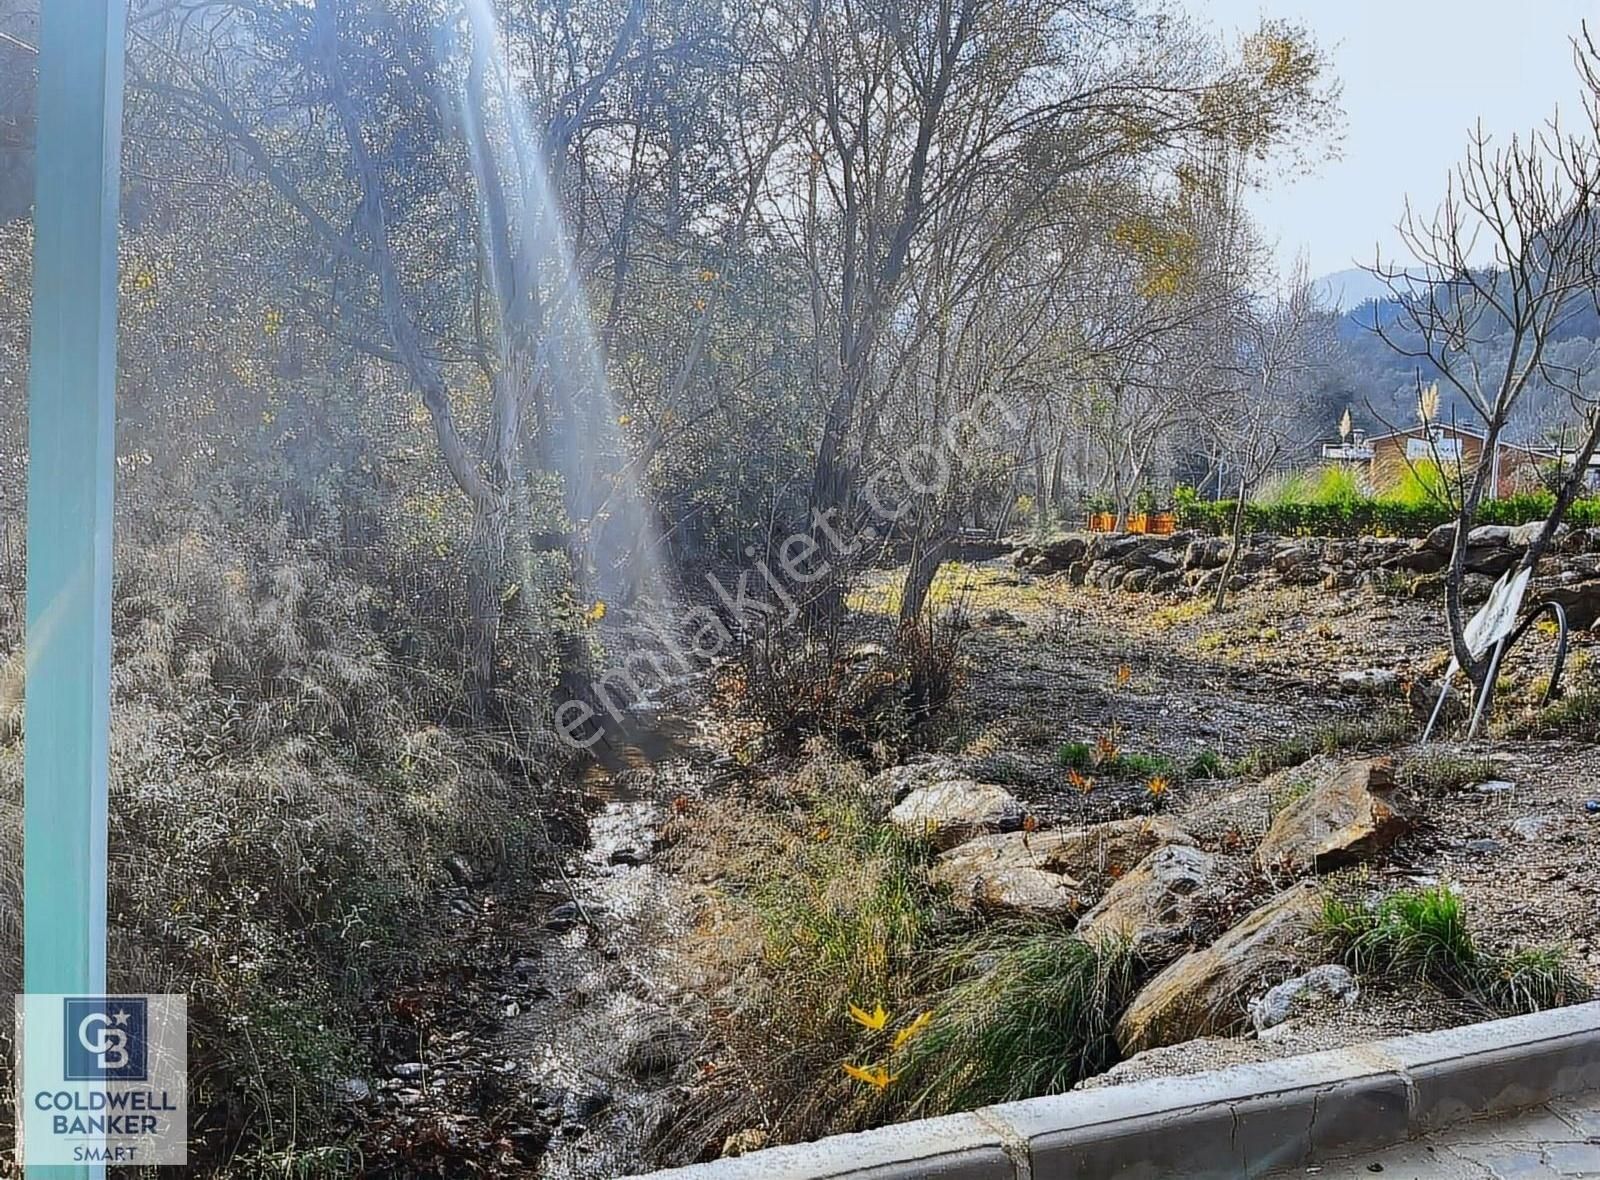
[1422, 567, 1531, 743]
[1407, 437, 1461, 461]
[1463, 567, 1531, 659]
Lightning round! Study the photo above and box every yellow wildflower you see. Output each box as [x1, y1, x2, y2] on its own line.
[585, 601, 607, 622]
[847, 1002, 888, 1032]
[842, 1063, 898, 1090]
[891, 1011, 933, 1052]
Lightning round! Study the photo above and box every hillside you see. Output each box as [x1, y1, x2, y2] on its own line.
[1316, 274, 1600, 444]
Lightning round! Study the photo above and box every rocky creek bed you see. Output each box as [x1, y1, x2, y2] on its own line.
[840, 552, 1600, 1086]
[350, 697, 729, 1177]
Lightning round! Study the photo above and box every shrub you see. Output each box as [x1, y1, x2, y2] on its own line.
[734, 612, 966, 759]
[1173, 480, 1600, 540]
[0, 524, 542, 1170]
[659, 753, 948, 1149]
[1255, 465, 1367, 509]
[753, 796, 938, 1014]
[1385, 460, 1453, 510]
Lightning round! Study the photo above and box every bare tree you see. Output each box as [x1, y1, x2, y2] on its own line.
[1209, 267, 1324, 612]
[784, 1, 1337, 614]
[1369, 32, 1600, 691]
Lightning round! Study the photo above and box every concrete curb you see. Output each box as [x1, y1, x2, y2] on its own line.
[635, 1001, 1600, 1180]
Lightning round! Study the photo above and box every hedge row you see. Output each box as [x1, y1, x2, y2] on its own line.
[1175, 492, 1600, 539]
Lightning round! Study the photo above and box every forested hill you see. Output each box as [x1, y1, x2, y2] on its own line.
[1315, 273, 1600, 445]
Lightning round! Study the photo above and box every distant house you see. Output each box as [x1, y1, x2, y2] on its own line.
[1320, 424, 1554, 500]
[1559, 449, 1600, 492]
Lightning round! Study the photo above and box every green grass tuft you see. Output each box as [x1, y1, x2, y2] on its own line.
[1228, 712, 1415, 777]
[1321, 885, 1476, 982]
[1055, 742, 1173, 779]
[1320, 886, 1584, 1015]
[1116, 752, 1174, 777]
[1057, 740, 1094, 770]
[1399, 752, 1496, 796]
[896, 926, 1136, 1114]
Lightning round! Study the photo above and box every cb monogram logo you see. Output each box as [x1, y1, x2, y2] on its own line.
[62, 997, 148, 1082]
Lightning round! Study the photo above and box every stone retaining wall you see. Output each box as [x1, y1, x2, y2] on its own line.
[1012, 524, 1600, 627]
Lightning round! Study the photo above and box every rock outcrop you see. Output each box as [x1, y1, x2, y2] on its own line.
[930, 816, 1194, 918]
[1076, 843, 1222, 963]
[1010, 523, 1600, 611]
[1115, 881, 1324, 1055]
[1255, 758, 1411, 875]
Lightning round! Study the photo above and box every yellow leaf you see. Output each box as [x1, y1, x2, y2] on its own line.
[842, 1062, 898, 1090]
[848, 1002, 888, 1032]
[891, 1011, 933, 1051]
[585, 601, 607, 623]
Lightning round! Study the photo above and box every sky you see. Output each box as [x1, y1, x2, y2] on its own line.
[1187, 0, 1596, 286]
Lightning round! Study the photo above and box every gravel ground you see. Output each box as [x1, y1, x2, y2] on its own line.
[859, 557, 1600, 1065]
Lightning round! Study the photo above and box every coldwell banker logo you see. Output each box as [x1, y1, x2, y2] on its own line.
[64, 997, 148, 1081]
[16, 992, 187, 1165]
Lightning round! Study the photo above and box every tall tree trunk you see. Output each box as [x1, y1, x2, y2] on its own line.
[898, 516, 954, 629]
[465, 491, 511, 723]
[1211, 478, 1249, 613]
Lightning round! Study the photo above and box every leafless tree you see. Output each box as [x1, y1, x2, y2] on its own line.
[1368, 31, 1600, 690]
[1209, 266, 1325, 611]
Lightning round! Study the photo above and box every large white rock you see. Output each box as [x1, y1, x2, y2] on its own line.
[931, 816, 1195, 919]
[887, 780, 1025, 850]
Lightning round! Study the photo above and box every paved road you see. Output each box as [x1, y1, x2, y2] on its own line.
[1272, 1092, 1600, 1179]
